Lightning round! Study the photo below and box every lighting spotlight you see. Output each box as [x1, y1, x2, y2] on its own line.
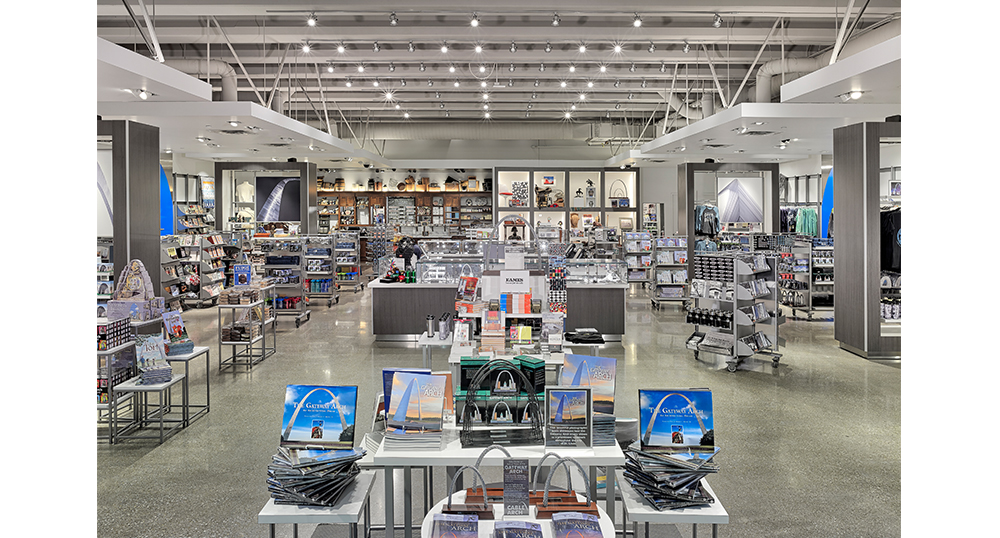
[483, 103, 489, 109]
[648, 42, 656, 53]
[338, 42, 346, 53]
[388, 62, 395, 72]
[307, 13, 317, 27]
[545, 42, 552, 53]
[228, 120, 239, 127]
[389, 12, 398, 26]
[628, 92, 634, 99]
[440, 102, 445, 108]
[372, 79, 380, 87]
[480, 81, 488, 88]
[428, 79, 434, 86]
[552, 13, 561, 26]
[408, 41, 415, 53]
[599, 65, 607, 73]
[470, 13, 480, 27]
[302, 42, 311, 53]
[850, 90, 864, 100]
[578, 44, 587, 53]
[565, 112, 572, 119]
[508, 79, 514, 87]
[475, 44, 483, 53]
[569, 65, 576, 73]
[615, 102, 621, 109]
[683, 42, 690, 53]
[539, 63, 545, 72]
[435, 92, 441, 99]
[404, 112, 410, 118]
[560, 81, 567, 88]
[385, 91, 394, 100]
[570, 104, 576, 110]
[479, 65, 486, 73]
[419, 62, 426, 72]
[659, 63, 666, 73]
[713, 14, 723, 28]
[400, 79, 406, 86]
[485, 112, 491, 119]
[614, 79, 620, 88]
[482, 93, 489, 100]
[534, 80, 539, 87]
[453, 80, 460, 87]
[327, 63, 335, 73]
[441, 41, 449, 53]
[633, 13, 642, 27]
[614, 44, 623, 54]
[510, 41, 517, 53]
[357, 65, 365, 73]
[587, 81, 594, 88]
[138, 89, 149, 100]
[345, 78, 353, 87]
[449, 65, 456, 73]
[509, 63, 515, 72]
[641, 79, 647, 88]
[629, 63, 636, 72]
[373, 41, 380, 53]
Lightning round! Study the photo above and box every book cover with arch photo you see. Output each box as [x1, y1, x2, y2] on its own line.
[279, 385, 358, 450]
[638, 389, 714, 453]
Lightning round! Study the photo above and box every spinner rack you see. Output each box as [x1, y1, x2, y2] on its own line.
[302, 234, 339, 307]
[261, 237, 311, 328]
[686, 251, 785, 372]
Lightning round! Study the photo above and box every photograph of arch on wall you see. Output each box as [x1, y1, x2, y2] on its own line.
[638, 389, 714, 453]
[545, 387, 592, 447]
[561, 355, 617, 415]
[717, 177, 764, 226]
[280, 385, 358, 449]
[255, 177, 301, 222]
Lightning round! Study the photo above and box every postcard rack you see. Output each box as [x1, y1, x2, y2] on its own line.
[261, 237, 311, 328]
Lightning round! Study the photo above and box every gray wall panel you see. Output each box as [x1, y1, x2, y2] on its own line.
[372, 286, 458, 335]
[566, 287, 625, 335]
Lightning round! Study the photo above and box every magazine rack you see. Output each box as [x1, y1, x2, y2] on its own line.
[536, 457, 599, 519]
[443, 465, 494, 519]
[460, 359, 544, 448]
[464, 445, 512, 502]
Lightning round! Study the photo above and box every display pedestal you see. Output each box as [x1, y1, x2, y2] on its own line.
[257, 470, 376, 538]
[421, 490, 616, 538]
[164, 346, 210, 427]
[615, 469, 728, 538]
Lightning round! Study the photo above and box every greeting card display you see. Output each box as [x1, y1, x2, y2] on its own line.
[638, 389, 714, 453]
[279, 385, 359, 450]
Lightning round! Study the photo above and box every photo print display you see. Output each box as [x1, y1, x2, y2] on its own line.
[638, 389, 714, 453]
[545, 387, 593, 447]
[280, 385, 359, 450]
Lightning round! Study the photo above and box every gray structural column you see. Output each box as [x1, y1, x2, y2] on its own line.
[98, 119, 162, 292]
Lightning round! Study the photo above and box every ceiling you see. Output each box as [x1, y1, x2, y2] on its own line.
[97, 1, 902, 165]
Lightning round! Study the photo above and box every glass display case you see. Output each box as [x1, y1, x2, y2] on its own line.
[564, 258, 627, 285]
[418, 240, 463, 256]
[416, 256, 484, 284]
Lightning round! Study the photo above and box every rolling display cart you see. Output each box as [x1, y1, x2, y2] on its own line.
[650, 236, 689, 309]
[778, 236, 833, 320]
[262, 237, 311, 328]
[364, 224, 392, 282]
[335, 231, 364, 293]
[686, 252, 785, 372]
[623, 231, 653, 288]
[302, 235, 339, 307]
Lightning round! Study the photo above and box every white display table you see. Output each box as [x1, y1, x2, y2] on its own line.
[111, 373, 186, 444]
[257, 470, 376, 538]
[417, 331, 453, 369]
[372, 427, 625, 538]
[164, 346, 210, 427]
[615, 469, 729, 538]
[420, 490, 616, 538]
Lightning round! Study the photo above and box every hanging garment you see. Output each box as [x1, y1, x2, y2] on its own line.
[697, 205, 720, 236]
[880, 208, 901, 273]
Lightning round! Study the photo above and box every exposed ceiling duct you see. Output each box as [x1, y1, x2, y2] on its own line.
[163, 59, 238, 101]
[756, 17, 900, 103]
[343, 121, 592, 141]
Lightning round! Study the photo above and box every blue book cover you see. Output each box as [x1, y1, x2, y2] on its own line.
[430, 513, 478, 538]
[382, 368, 431, 410]
[280, 385, 358, 449]
[386, 372, 446, 430]
[551, 512, 602, 538]
[638, 389, 714, 452]
[494, 521, 542, 538]
[561, 354, 617, 415]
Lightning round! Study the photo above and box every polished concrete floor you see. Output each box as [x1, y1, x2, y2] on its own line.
[97, 285, 900, 537]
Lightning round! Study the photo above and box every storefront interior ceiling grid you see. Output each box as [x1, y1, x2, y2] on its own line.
[97, 1, 901, 166]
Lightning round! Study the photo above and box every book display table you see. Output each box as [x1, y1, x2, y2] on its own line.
[615, 469, 728, 538]
[164, 346, 210, 427]
[257, 470, 376, 538]
[372, 430, 625, 538]
[417, 331, 453, 369]
[111, 373, 186, 444]
[419, 490, 617, 538]
[261, 284, 278, 359]
[218, 300, 268, 371]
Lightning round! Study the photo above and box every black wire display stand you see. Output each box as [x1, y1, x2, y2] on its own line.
[460, 358, 544, 448]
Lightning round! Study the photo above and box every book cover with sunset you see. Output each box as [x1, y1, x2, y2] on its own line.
[386, 372, 446, 431]
[561, 354, 617, 415]
[279, 385, 358, 449]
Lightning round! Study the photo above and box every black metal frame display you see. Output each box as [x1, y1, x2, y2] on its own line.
[460, 359, 544, 448]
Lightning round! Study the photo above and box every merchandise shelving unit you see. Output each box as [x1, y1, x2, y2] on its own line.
[262, 237, 311, 328]
[335, 231, 364, 293]
[778, 237, 833, 320]
[623, 231, 653, 288]
[176, 203, 211, 235]
[811, 237, 835, 316]
[97, 239, 114, 318]
[686, 252, 785, 372]
[317, 191, 338, 234]
[218, 299, 268, 371]
[199, 233, 227, 304]
[302, 235, 339, 308]
[97, 337, 137, 444]
[650, 236, 689, 309]
[159, 237, 186, 312]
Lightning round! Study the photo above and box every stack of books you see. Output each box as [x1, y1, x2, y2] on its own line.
[551, 512, 603, 538]
[622, 445, 719, 511]
[480, 310, 506, 353]
[267, 448, 365, 506]
[494, 521, 541, 537]
[382, 372, 447, 451]
[592, 413, 617, 447]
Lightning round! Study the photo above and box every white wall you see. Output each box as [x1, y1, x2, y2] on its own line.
[97, 149, 114, 237]
[880, 144, 902, 197]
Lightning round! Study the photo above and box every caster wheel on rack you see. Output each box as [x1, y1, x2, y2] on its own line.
[772, 360, 780, 368]
[727, 363, 737, 373]
[295, 319, 301, 328]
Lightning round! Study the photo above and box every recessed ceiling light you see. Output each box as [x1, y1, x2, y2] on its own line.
[454, 80, 460, 87]
[578, 44, 587, 53]
[337, 42, 346, 53]
[327, 63, 335, 73]
[565, 112, 572, 119]
[441, 41, 449, 53]
[449, 65, 456, 73]
[613, 44, 623, 54]
[307, 13, 317, 27]
[404, 112, 410, 118]
[475, 44, 483, 53]
[568, 65, 576, 73]
[849, 90, 864, 100]
[470, 13, 480, 27]
[579, 93, 586, 100]
[357, 65, 365, 73]
[599, 65, 607, 73]
[195, 136, 210, 142]
[164, 149, 172, 154]
[752, 121, 767, 125]
[389, 12, 398, 26]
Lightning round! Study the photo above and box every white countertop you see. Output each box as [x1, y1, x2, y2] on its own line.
[615, 469, 729, 525]
[257, 470, 376, 525]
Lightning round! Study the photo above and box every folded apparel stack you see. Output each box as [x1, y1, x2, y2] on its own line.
[622, 445, 719, 511]
[267, 448, 365, 506]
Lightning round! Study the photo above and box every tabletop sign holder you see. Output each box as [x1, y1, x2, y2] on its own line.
[443, 465, 495, 519]
[534, 457, 600, 519]
[460, 359, 544, 448]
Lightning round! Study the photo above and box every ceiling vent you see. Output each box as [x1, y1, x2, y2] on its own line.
[740, 130, 778, 136]
[214, 129, 254, 135]
[265, 143, 291, 147]
[702, 143, 732, 149]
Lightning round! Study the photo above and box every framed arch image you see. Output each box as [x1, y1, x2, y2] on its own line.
[545, 387, 592, 447]
[280, 385, 359, 449]
[638, 388, 714, 452]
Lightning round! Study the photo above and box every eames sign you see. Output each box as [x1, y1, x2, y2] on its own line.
[500, 270, 530, 293]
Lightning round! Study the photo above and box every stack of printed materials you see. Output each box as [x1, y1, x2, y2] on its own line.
[562, 355, 617, 446]
[383, 372, 447, 450]
[267, 448, 365, 506]
[134, 333, 173, 384]
[270, 384, 364, 506]
[624, 388, 719, 510]
[551, 512, 603, 538]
